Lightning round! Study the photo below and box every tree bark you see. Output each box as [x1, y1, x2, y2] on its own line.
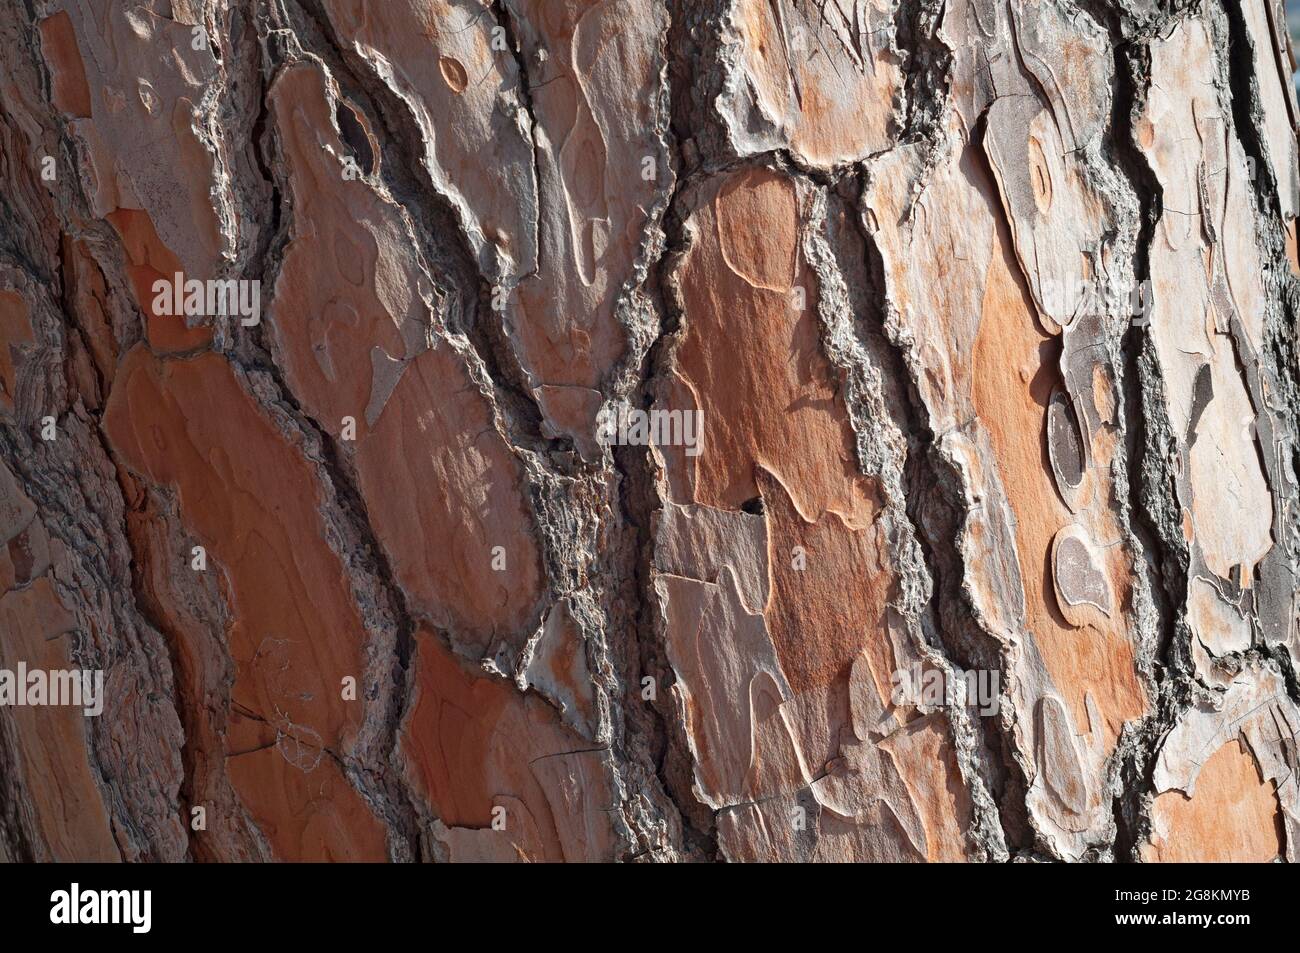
[0, 0, 1297, 863]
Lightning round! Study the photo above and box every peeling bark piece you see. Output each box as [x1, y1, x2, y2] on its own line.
[1149, 665, 1299, 862]
[876, 713, 976, 862]
[811, 800, 928, 863]
[810, 732, 927, 853]
[322, 0, 538, 282]
[717, 791, 817, 862]
[1188, 575, 1252, 657]
[1046, 387, 1086, 510]
[104, 348, 388, 860]
[719, 0, 901, 168]
[1144, 737, 1284, 863]
[357, 344, 545, 659]
[403, 631, 620, 862]
[266, 60, 429, 435]
[504, 0, 671, 446]
[0, 578, 118, 862]
[1050, 525, 1112, 627]
[1034, 694, 1093, 827]
[664, 166, 877, 525]
[522, 598, 599, 740]
[44, 1, 231, 272]
[1004, 0, 1112, 151]
[652, 569, 804, 809]
[653, 499, 769, 614]
[1186, 344, 1274, 582]
[982, 97, 1107, 333]
[37, 12, 90, 119]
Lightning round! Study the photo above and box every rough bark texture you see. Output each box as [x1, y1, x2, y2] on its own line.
[0, 0, 1298, 863]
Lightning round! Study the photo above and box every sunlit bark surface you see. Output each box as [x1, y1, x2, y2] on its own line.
[1, 0, 1298, 862]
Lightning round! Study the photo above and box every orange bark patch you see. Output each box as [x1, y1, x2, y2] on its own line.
[972, 221, 1145, 747]
[880, 714, 976, 863]
[357, 345, 544, 653]
[671, 167, 876, 526]
[504, 0, 665, 438]
[269, 62, 543, 654]
[761, 468, 890, 696]
[106, 209, 213, 353]
[104, 347, 386, 860]
[1144, 738, 1283, 862]
[0, 580, 117, 861]
[402, 631, 617, 861]
[38, 12, 92, 118]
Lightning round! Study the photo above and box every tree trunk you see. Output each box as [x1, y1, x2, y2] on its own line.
[0, 0, 1297, 863]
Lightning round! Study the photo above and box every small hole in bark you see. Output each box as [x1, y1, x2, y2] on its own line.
[741, 497, 765, 515]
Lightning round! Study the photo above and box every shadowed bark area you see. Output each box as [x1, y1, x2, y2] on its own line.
[0, 0, 1297, 863]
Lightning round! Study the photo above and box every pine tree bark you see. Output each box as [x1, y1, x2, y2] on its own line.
[0, 0, 1297, 862]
